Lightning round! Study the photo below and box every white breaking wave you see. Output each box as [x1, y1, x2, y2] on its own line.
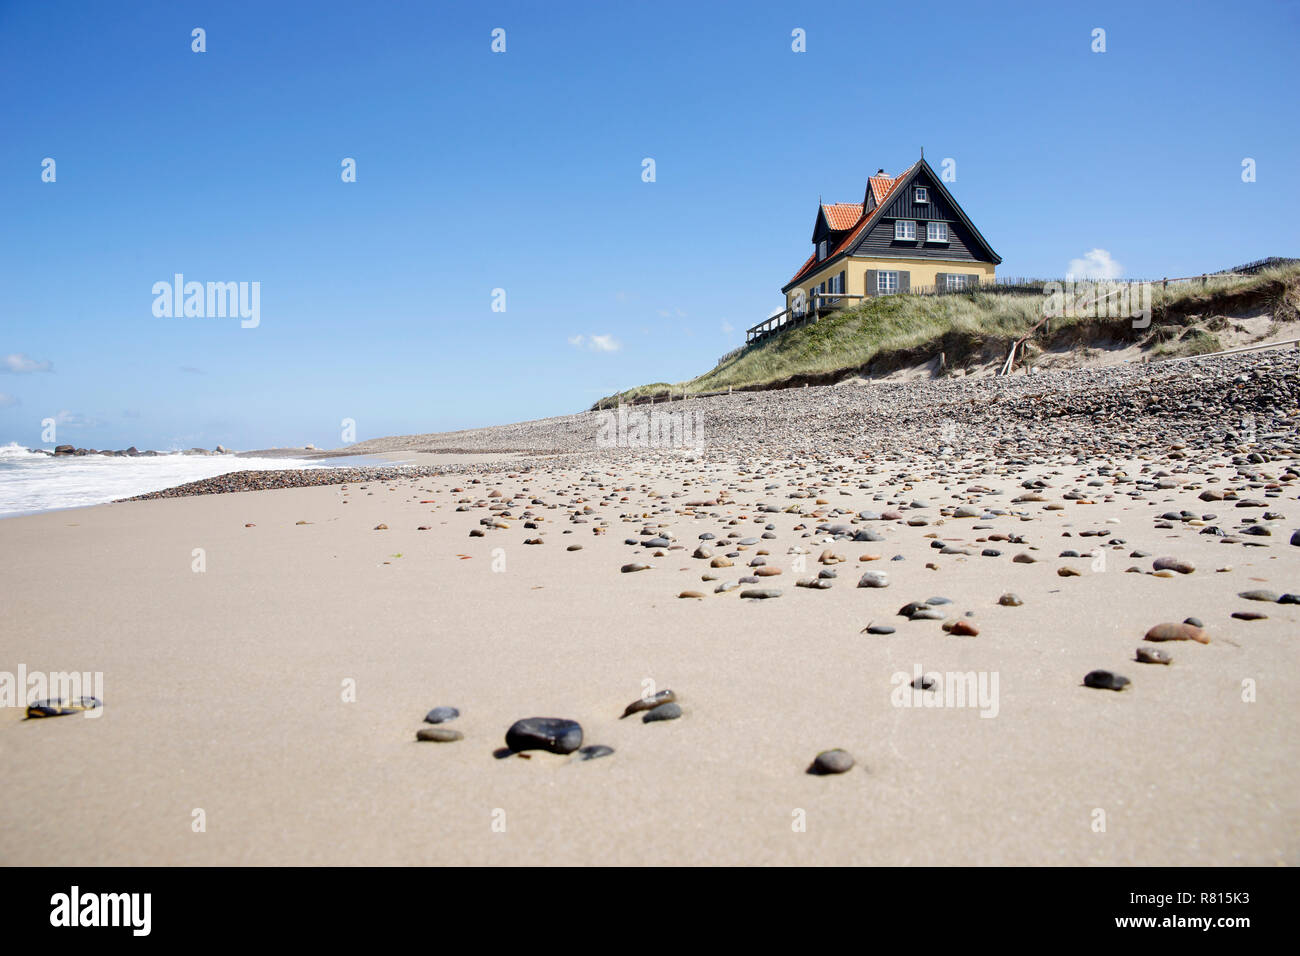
[0, 443, 48, 459]
[0, 443, 329, 518]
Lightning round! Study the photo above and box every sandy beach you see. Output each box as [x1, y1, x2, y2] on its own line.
[2, 351, 1298, 865]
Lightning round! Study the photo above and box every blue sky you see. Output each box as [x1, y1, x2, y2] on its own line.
[2, 0, 1297, 450]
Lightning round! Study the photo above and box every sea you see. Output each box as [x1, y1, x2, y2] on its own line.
[0, 443, 380, 518]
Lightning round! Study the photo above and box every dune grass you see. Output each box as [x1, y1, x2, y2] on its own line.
[595, 264, 1300, 407]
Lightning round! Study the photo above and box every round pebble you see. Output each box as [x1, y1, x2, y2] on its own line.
[1145, 622, 1210, 644]
[809, 749, 855, 775]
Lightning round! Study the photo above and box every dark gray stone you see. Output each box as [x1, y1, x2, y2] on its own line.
[505, 717, 583, 754]
[1083, 670, 1130, 691]
[642, 702, 682, 723]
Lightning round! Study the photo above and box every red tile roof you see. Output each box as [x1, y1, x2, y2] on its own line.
[821, 202, 863, 230]
[787, 165, 918, 287]
[867, 175, 896, 207]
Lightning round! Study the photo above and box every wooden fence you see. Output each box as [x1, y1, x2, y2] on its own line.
[1226, 256, 1299, 275]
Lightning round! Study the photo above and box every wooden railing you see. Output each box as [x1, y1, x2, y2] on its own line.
[745, 293, 866, 344]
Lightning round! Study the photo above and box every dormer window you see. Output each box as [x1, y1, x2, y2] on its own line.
[926, 221, 948, 242]
[817, 240, 828, 260]
[894, 220, 916, 241]
[915, 187, 929, 203]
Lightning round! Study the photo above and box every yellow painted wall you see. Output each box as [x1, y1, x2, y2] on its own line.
[785, 257, 997, 311]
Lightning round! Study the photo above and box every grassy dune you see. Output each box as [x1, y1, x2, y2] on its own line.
[596, 264, 1300, 407]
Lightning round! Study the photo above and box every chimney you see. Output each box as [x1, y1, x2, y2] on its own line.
[876, 168, 886, 176]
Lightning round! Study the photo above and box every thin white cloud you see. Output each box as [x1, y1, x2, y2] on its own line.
[1067, 249, 1123, 280]
[0, 392, 20, 408]
[1, 353, 53, 374]
[656, 307, 687, 319]
[54, 410, 99, 427]
[721, 321, 734, 334]
[568, 334, 621, 352]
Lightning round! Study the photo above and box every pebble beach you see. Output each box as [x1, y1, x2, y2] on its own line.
[2, 349, 1298, 865]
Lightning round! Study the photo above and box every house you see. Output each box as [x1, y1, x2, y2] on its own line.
[782, 157, 1001, 315]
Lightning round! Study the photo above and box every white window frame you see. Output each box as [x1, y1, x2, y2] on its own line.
[915, 187, 928, 203]
[817, 240, 827, 260]
[926, 221, 948, 243]
[877, 271, 899, 295]
[894, 220, 916, 241]
[945, 273, 967, 291]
